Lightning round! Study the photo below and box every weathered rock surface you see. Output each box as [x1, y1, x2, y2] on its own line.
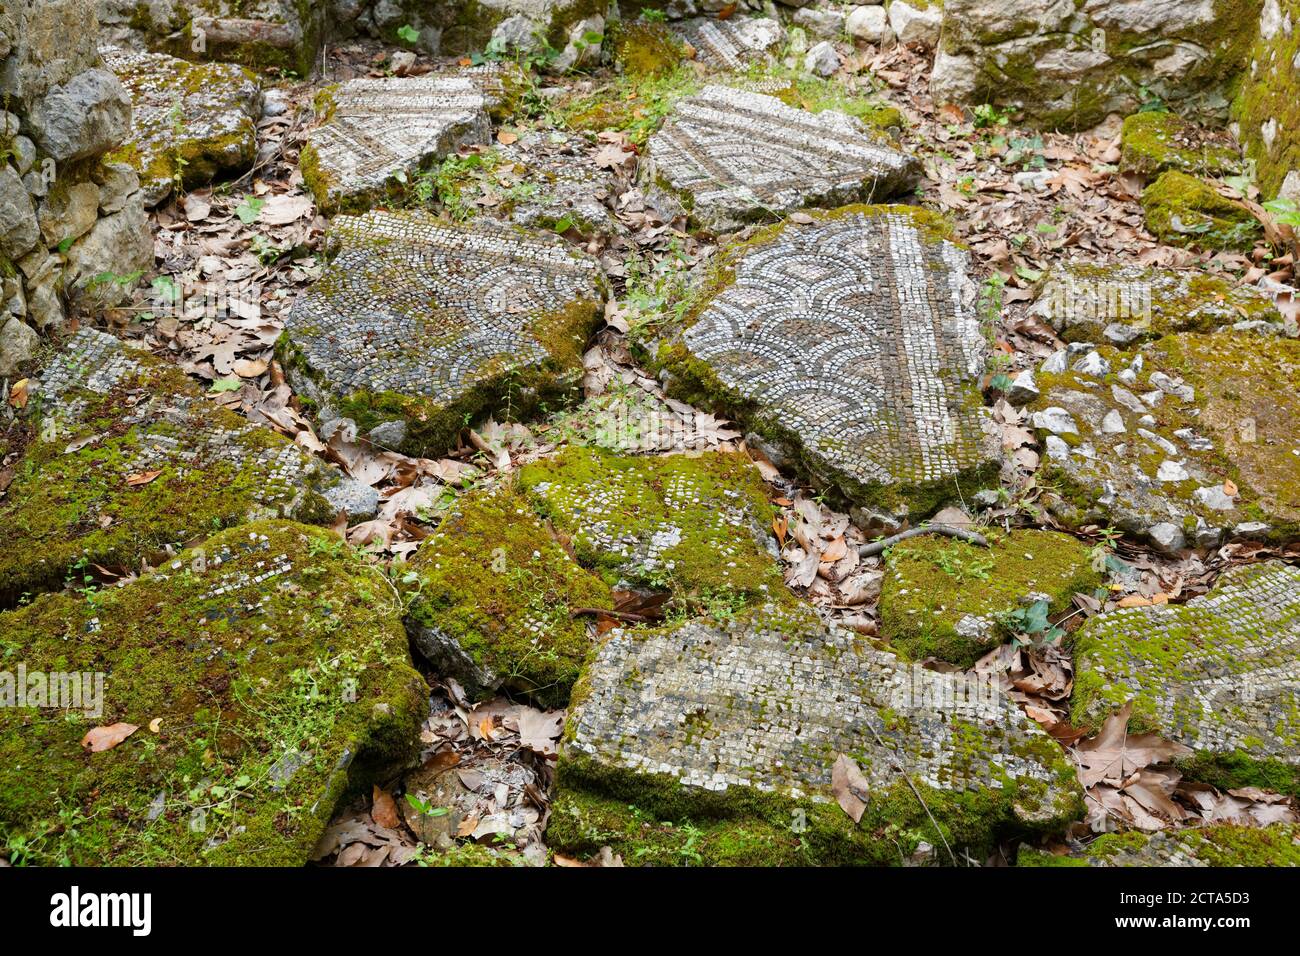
[673, 16, 785, 70]
[1029, 331, 1300, 551]
[881, 530, 1100, 667]
[550, 601, 1082, 865]
[518, 446, 781, 597]
[646, 85, 921, 233]
[1119, 111, 1240, 180]
[0, 330, 372, 606]
[1071, 561, 1299, 796]
[932, 0, 1259, 129]
[1140, 171, 1263, 251]
[0, 520, 426, 866]
[1234, 0, 1300, 198]
[301, 75, 492, 214]
[1034, 263, 1287, 346]
[654, 205, 1000, 516]
[1020, 824, 1300, 867]
[404, 486, 613, 707]
[102, 46, 263, 206]
[281, 211, 604, 457]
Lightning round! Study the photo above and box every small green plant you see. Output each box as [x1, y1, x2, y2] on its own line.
[234, 196, 265, 224]
[1002, 598, 1063, 648]
[396, 24, 420, 44]
[927, 542, 994, 584]
[972, 103, 1009, 129]
[1263, 196, 1300, 228]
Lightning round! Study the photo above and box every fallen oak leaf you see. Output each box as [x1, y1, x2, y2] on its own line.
[82, 722, 138, 752]
[126, 469, 163, 487]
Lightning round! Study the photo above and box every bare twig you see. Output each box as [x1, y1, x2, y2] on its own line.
[858, 523, 990, 558]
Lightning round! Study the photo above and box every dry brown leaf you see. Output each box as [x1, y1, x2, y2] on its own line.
[81, 722, 139, 752]
[126, 469, 164, 487]
[371, 785, 402, 830]
[831, 754, 869, 823]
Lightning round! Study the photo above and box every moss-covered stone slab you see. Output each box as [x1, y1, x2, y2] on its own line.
[301, 76, 492, 215]
[493, 132, 621, 236]
[281, 212, 603, 457]
[1141, 171, 1263, 251]
[1034, 262, 1285, 347]
[1030, 332, 1300, 552]
[1071, 561, 1300, 796]
[550, 601, 1082, 866]
[403, 486, 613, 707]
[880, 530, 1101, 668]
[646, 85, 921, 233]
[0, 329, 372, 607]
[1120, 111, 1240, 180]
[1020, 824, 1300, 867]
[674, 16, 785, 70]
[1233, 0, 1300, 198]
[0, 520, 427, 866]
[610, 18, 687, 77]
[518, 446, 781, 600]
[101, 46, 262, 207]
[654, 205, 1000, 517]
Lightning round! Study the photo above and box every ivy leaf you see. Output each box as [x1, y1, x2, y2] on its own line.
[234, 197, 265, 224]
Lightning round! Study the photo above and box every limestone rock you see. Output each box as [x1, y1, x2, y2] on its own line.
[645, 86, 921, 232]
[880, 530, 1100, 667]
[1230, 0, 1299, 197]
[1141, 171, 1263, 251]
[654, 205, 1000, 517]
[550, 601, 1082, 865]
[793, 7, 845, 40]
[846, 5, 892, 43]
[0, 164, 40, 260]
[0, 318, 39, 377]
[404, 486, 613, 707]
[37, 182, 100, 248]
[1029, 332, 1300, 551]
[518, 446, 781, 596]
[63, 198, 154, 311]
[804, 39, 841, 76]
[301, 75, 492, 214]
[26, 68, 132, 163]
[101, 46, 262, 207]
[673, 16, 786, 70]
[0, 330, 365, 605]
[1020, 824, 1300, 867]
[281, 211, 604, 457]
[1120, 111, 1240, 180]
[1034, 263, 1285, 345]
[1072, 561, 1300, 795]
[0, 520, 426, 865]
[888, 0, 942, 46]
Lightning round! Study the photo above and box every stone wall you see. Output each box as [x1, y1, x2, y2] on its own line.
[931, 0, 1263, 130]
[1234, 0, 1300, 200]
[0, 0, 152, 378]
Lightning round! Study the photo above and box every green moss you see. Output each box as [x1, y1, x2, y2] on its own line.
[1019, 824, 1300, 867]
[561, 64, 702, 145]
[0, 520, 426, 866]
[1140, 170, 1262, 251]
[518, 446, 785, 606]
[403, 485, 613, 707]
[1232, 0, 1300, 196]
[610, 19, 685, 78]
[880, 530, 1101, 667]
[1120, 111, 1239, 179]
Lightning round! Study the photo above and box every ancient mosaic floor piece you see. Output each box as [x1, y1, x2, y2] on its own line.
[302, 75, 491, 213]
[1028, 332, 1300, 554]
[1019, 824, 1300, 867]
[666, 206, 997, 514]
[0, 521, 425, 866]
[647, 85, 921, 232]
[494, 131, 621, 236]
[0, 330, 371, 606]
[102, 45, 262, 206]
[560, 602, 1080, 848]
[673, 16, 785, 69]
[1072, 561, 1300, 790]
[282, 211, 603, 456]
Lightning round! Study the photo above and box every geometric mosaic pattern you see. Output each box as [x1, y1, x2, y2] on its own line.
[102, 45, 262, 206]
[679, 208, 997, 508]
[282, 211, 603, 453]
[673, 16, 786, 70]
[564, 602, 1077, 822]
[1072, 561, 1300, 771]
[302, 76, 491, 212]
[648, 86, 921, 232]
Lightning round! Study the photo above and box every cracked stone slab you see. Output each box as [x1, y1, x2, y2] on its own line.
[0, 520, 425, 865]
[673, 16, 785, 70]
[646, 85, 922, 232]
[301, 75, 492, 214]
[658, 205, 999, 515]
[559, 602, 1081, 857]
[101, 45, 262, 207]
[0, 329, 373, 606]
[1072, 561, 1300, 794]
[281, 210, 604, 457]
[1030, 332, 1300, 552]
[1033, 263, 1289, 346]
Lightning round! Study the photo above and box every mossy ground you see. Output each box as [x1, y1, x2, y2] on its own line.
[1019, 824, 1300, 867]
[1140, 170, 1262, 251]
[402, 485, 613, 707]
[518, 446, 785, 607]
[0, 520, 426, 866]
[0, 349, 336, 608]
[1119, 111, 1239, 179]
[609, 18, 685, 78]
[880, 529, 1101, 668]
